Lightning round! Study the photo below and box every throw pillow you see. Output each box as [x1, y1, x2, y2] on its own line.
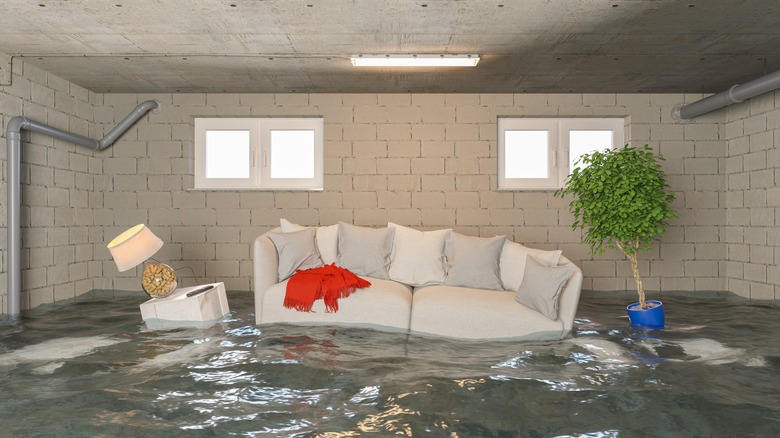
[267, 227, 324, 281]
[500, 241, 562, 292]
[515, 255, 574, 320]
[280, 218, 339, 264]
[337, 222, 395, 280]
[444, 232, 506, 290]
[387, 222, 450, 287]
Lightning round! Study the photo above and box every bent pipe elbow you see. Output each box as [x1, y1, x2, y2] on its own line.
[7, 115, 30, 136]
[96, 100, 159, 150]
[8, 116, 99, 149]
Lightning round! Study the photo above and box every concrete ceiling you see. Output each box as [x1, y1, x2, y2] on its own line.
[2, 0, 780, 94]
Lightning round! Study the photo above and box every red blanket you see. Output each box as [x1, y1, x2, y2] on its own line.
[284, 264, 371, 312]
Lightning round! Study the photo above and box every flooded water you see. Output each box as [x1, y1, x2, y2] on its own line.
[0, 291, 778, 437]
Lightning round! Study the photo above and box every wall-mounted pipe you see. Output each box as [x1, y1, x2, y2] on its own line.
[676, 69, 780, 120]
[6, 100, 159, 317]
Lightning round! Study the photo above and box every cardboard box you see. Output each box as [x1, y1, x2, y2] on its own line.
[139, 282, 230, 329]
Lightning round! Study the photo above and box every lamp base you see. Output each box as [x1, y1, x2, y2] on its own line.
[142, 263, 177, 298]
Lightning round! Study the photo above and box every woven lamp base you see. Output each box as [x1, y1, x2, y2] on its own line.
[142, 263, 177, 298]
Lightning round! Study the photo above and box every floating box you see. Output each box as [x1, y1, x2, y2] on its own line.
[140, 282, 230, 329]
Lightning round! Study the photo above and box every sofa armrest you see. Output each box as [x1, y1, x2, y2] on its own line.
[253, 229, 280, 324]
[556, 255, 583, 335]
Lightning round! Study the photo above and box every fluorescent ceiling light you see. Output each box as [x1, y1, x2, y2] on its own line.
[350, 54, 480, 67]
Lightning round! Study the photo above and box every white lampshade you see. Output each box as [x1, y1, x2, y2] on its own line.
[107, 224, 163, 272]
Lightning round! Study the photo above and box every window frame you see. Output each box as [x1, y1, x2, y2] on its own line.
[497, 117, 624, 191]
[193, 117, 324, 191]
[259, 118, 324, 190]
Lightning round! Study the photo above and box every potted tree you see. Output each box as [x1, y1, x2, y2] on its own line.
[555, 144, 677, 327]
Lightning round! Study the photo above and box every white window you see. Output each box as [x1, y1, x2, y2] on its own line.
[497, 117, 624, 190]
[194, 117, 324, 190]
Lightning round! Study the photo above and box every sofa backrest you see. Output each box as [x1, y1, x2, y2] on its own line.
[271, 220, 575, 293]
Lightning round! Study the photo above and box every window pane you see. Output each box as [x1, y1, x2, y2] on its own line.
[569, 130, 613, 171]
[270, 130, 315, 178]
[505, 130, 548, 178]
[205, 130, 250, 178]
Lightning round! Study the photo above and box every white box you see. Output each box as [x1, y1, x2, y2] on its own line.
[139, 282, 230, 329]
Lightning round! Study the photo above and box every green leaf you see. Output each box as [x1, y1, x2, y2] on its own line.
[556, 143, 678, 294]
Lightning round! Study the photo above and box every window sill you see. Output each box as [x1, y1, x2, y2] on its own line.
[188, 187, 324, 192]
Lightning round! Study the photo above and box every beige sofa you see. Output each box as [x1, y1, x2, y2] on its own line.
[253, 223, 583, 341]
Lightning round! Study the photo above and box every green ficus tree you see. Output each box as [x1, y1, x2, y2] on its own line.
[555, 145, 678, 309]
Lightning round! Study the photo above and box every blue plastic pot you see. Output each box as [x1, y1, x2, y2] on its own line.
[626, 300, 664, 328]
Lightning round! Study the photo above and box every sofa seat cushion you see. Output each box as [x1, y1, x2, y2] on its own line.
[410, 285, 566, 340]
[260, 277, 413, 331]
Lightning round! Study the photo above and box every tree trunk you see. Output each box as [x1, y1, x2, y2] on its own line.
[617, 240, 646, 309]
[628, 251, 646, 309]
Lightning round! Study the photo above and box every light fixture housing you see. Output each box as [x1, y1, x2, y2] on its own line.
[350, 54, 480, 67]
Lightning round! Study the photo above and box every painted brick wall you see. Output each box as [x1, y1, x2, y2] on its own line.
[723, 91, 779, 300]
[5, 65, 773, 313]
[0, 60, 100, 312]
[93, 92, 729, 297]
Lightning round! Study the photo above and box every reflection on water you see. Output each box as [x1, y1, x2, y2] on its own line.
[1, 292, 779, 437]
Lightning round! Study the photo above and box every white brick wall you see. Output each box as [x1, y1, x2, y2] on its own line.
[2, 67, 777, 312]
[85, 91, 735, 297]
[724, 90, 779, 300]
[0, 60, 100, 311]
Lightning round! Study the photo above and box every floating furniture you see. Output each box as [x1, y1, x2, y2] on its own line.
[140, 283, 230, 330]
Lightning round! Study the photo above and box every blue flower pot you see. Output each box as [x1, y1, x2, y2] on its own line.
[626, 300, 664, 328]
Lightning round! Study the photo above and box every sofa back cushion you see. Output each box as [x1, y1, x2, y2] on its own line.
[387, 223, 450, 287]
[337, 222, 395, 279]
[444, 232, 506, 290]
[280, 218, 339, 264]
[500, 241, 562, 291]
[267, 228, 324, 281]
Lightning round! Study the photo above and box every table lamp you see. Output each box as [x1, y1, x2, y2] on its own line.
[107, 224, 177, 298]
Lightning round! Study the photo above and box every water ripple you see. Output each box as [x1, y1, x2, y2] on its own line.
[1, 292, 779, 437]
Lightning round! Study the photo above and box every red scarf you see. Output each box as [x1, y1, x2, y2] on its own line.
[284, 264, 371, 312]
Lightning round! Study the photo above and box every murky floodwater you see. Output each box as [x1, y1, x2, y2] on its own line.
[0, 291, 778, 437]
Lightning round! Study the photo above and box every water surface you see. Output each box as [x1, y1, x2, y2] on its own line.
[0, 291, 778, 437]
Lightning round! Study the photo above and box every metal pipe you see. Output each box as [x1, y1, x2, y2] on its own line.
[97, 100, 160, 150]
[6, 129, 21, 317]
[678, 69, 780, 120]
[7, 117, 100, 149]
[6, 100, 159, 316]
